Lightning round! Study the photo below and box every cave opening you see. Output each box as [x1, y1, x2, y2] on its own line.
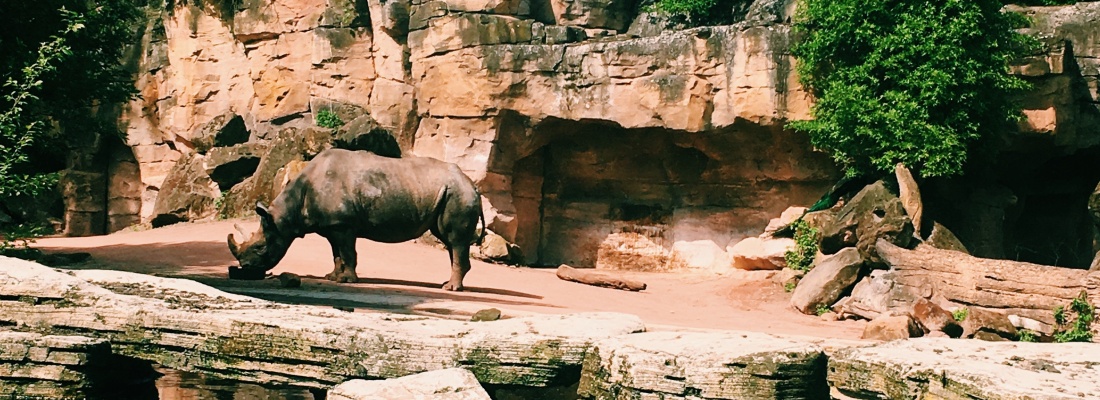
[499, 116, 838, 270]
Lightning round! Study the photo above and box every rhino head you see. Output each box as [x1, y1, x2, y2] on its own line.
[227, 202, 292, 272]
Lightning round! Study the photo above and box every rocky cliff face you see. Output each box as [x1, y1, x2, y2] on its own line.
[62, 0, 1100, 270]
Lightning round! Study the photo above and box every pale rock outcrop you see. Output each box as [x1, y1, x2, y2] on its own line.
[830, 339, 1100, 399]
[728, 237, 794, 271]
[0, 256, 646, 389]
[577, 331, 829, 399]
[329, 369, 491, 400]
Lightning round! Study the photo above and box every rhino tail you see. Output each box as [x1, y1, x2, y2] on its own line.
[476, 208, 487, 246]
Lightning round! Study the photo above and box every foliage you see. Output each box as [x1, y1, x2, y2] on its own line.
[1053, 291, 1094, 343]
[784, 219, 818, 272]
[784, 281, 796, 293]
[1017, 329, 1038, 343]
[814, 304, 831, 316]
[0, 1, 141, 245]
[1008, 0, 1076, 4]
[789, 0, 1038, 178]
[645, 0, 738, 27]
[952, 307, 969, 322]
[315, 109, 345, 129]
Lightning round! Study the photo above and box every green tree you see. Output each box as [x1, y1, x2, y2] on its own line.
[789, 0, 1037, 178]
[0, 1, 141, 246]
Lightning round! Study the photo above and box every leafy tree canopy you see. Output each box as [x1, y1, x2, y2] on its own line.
[790, 0, 1038, 178]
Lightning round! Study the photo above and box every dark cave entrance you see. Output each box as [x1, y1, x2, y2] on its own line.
[500, 116, 838, 269]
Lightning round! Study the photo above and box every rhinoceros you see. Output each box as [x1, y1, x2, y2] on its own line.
[227, 148, 485, 291]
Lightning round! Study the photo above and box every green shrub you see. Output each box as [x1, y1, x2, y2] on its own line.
[784, 219, 818, 272]
[814, 304, 831, 316]
[645, 0, 736, 27]
[789, 0, 1038, 178]
[315, 109, 344, 129]
[1017, 329, 1039, 343]
[952, 307, 969, 322]
[784, 281, 796, 293]
[1053, 291, 1094, 343]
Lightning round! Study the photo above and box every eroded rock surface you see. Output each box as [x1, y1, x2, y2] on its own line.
[830, 339, 1100, 399]
[0, 256, 645, 389]
[577, 331, 829, 400]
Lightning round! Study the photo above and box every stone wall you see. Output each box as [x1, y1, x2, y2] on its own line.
[64, 0, 1100, 270]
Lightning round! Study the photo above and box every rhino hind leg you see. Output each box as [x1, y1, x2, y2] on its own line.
[442, 245, 471, 292]
[324, 232, 360, 283]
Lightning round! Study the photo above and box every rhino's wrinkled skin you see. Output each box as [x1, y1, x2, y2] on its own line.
[228, 149, 485, 291]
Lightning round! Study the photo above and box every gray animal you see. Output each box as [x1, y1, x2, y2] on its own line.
[227, 148, 485, 291]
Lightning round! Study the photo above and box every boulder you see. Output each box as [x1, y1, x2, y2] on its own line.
[577, 331, 829, 399]
[728, 237, 794, 270]
[190, 113, 249, 154]
[150, 154, 219, 227]
[830, 338, 1100, 398]
[835, 270, 918, 321]
[820, 181, 914, 263]
[204, 142, 270, 191]
[894, 163, 923, 236]
[217, 127, 332, 218]
[924, 222, 968, 254]
[909, 298, 961, 338]
[790, 247, 863, 315]
[328, 369, 491, 400]
[335, 114, 403, 157]
[0, 332, 118, 399]
[763, 206, 806, 235]
[959, 308, 1018, 341]
[474, 230, 512, 263]
[862, 313, 922, 341]
[744, 0, 796, 25]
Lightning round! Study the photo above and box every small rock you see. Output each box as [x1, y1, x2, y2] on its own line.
[862, 313, 923, 341]
[471, 308, 502, 322]
[764, 206, 808, 235]
[973, 331, 1010, 342]
[926, 222, 968, 254]
[960, 308, 1017, 340]
[475, 231, 511, 263]
[278, 272, 301, 288]
[910, 298, 962, 338]
[820, 312, 839, 321]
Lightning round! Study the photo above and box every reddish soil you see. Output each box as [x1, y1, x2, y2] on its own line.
[34, 218, 866, 340]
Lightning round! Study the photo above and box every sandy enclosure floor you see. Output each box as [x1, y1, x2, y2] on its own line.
[33, 219, 866, 340]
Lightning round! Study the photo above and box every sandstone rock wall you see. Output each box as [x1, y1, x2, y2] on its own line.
[67, 0, 1100, 271]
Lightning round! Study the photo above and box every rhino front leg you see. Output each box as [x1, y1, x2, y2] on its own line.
[324, 233, 359, 283]
[442, 245, 471, 291]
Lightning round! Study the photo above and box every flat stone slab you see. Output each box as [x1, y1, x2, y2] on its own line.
[0, 256, 645, 389]
[329, 368, 491, 400]
[830, 338, 1100, 399]
[577, 331, 829, 400]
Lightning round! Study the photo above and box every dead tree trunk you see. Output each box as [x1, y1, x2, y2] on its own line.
[556, 265, 647, 291]
[876, 239, 1100, 327]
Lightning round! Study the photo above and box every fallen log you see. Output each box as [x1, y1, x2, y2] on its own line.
[876, 239, 1100, 329]
[556, 265, 646, 291]
[0, 256, 646, 390]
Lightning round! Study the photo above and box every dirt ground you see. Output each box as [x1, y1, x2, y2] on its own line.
[33, 218, 866, 340]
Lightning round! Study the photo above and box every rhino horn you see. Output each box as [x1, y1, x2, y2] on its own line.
[234, 223, 248, 237]
[227, 233, 240, 258]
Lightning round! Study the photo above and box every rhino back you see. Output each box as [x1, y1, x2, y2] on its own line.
[286, 149, 475, 242]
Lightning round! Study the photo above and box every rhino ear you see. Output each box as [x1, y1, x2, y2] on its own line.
[256, 202, 277, 233]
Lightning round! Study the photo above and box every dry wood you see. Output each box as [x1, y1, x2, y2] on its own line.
[0, 257, 645, 390]
[876, 239, 1100, 326]
[556, 265, 647, 291]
